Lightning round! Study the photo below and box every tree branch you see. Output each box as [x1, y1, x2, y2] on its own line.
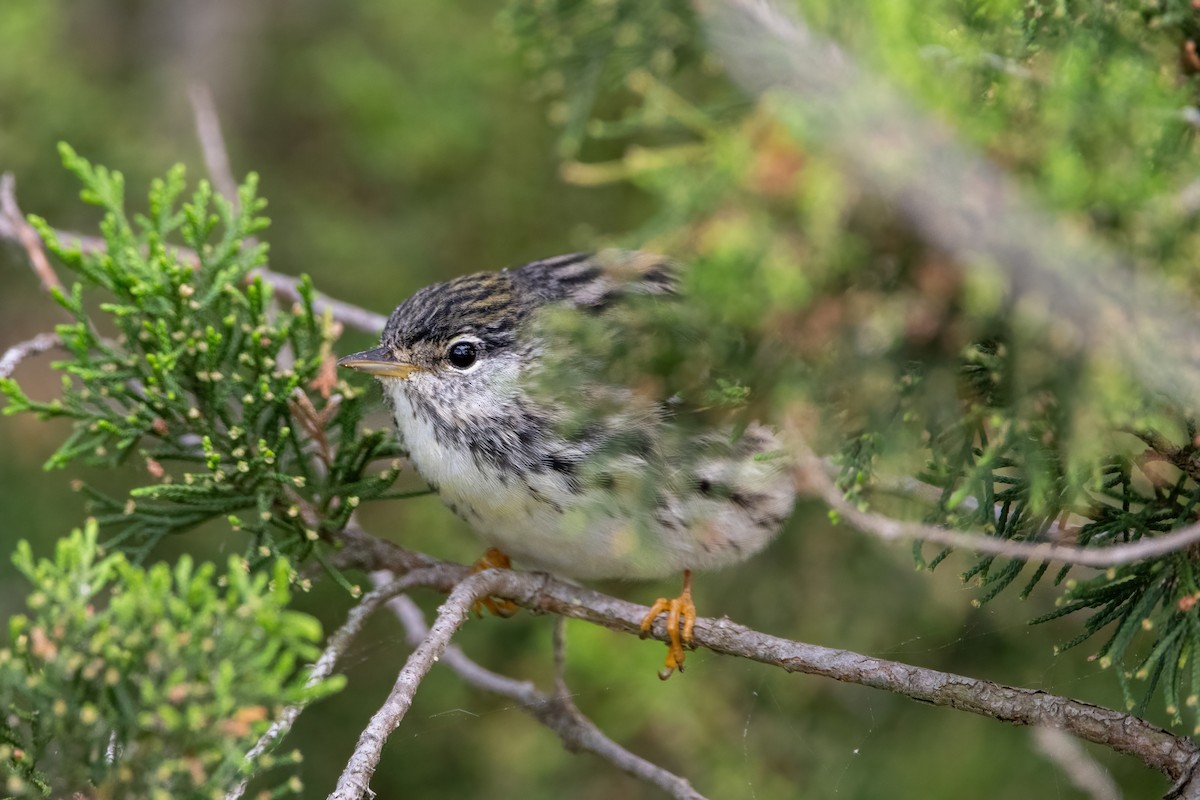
[0, 182, 388, 335]
[225, 569, 438, 800]
[330, 531, 1200, 798]
[376, 576, 706, 800]
[0, 332, 60, 380]
[188, 82, 240, 208]
[330, 569, 510, 799]
[794, 443, 1200, 568]
[1, 173, 62, 293]
[1032, 726, 1121, 800]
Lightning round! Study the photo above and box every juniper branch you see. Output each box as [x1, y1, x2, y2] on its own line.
[331, 529, 1200, 798]
[225, 569, 439, 800]
[794, 442, 1200, 568]
[378, 578, 707, 800]
[0, 173, 61, 293]
[0, 178, 387, 334]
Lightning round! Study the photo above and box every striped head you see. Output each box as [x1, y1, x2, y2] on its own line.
[337, 251, 676, 424]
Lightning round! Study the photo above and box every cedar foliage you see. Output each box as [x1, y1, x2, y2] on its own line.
[505, 0, 1200, 732]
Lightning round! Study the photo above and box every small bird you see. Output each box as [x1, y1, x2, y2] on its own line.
[338, 251, 795, 677]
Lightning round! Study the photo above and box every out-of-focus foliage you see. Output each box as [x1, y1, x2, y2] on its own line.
[0, 523, 340, 798]
[498, 0, 702, 156]
[513, 0, 1200, 739]
[1, 146, 404, 565]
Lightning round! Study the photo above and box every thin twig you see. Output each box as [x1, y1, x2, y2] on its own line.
[57, 227, 388, 333]
[551, 616, 571, 702]
[188, 82, 240, 208]
[0, 332, 60, 380]
[1032, 727, 1122, 800]
[795, 444, 1200, 568]
[330, 570, 509, 800]
[1, 173, 62, 293]
[377, 576, 706, 799]
[1124, 426, 1200, 486]
[225, 569, 438, 800]
[338, 533, 1200, 795]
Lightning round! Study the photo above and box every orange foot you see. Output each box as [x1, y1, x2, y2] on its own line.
[639, 570, 696, 680]
[471, 547, 519, 618]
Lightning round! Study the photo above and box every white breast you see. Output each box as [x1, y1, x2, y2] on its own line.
[382, 380, 791, 580]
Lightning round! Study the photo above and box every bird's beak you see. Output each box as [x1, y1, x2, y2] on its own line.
[337, 346, 420, 379]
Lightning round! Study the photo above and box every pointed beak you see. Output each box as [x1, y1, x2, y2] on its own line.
[337, 346, 420, 379]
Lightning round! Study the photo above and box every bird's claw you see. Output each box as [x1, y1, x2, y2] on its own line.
[639, 570, 695, 680]
[470, 547, 520, 617]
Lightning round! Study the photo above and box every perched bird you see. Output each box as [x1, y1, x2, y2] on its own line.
[338, 250, 795, 677]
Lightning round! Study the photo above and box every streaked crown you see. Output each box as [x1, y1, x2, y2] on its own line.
[380, 250, 676, 354]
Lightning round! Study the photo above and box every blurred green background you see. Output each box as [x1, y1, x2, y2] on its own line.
[0, 1, 1172, 797]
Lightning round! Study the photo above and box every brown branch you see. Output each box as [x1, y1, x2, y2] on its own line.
[225, 570, 436, 800]
[795, 444, 1200, 568]
[57, 227, 387, 333]
[181, 89, 390, 334]
[1, 173, 62, 293]
[1124, 426, 1200, 487]
[332, 532, 1200, 798]
[0, 332, 60, 380]
[188, 82, 240, 208]
[378, 578, 706, 800]
[330, 569, 508, 799]
[256, 271, 388, 333]
[1032, 727, 1121, 800]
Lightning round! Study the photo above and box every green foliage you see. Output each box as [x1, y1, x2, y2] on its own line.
[505, 0, 1200, 735]
[498, 0, 703, 156]
[0, 145, 404, 562]
[0, 523, 341, 798]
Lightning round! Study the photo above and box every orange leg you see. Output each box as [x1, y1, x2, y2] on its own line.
[471, 547, 519, 618]
[639, 570, 696, 680]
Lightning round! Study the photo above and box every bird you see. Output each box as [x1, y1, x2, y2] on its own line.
[338, 250, 795, 677]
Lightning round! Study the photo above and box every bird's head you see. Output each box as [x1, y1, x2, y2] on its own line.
[337, 270, 535, 419]
[338, 252, 677, 422]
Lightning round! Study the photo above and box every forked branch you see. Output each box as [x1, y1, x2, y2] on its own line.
[327, 532, 1200, 799]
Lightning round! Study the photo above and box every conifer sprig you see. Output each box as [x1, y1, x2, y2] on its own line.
[0, 145, 405, 562]
[0, 524, 341, 797]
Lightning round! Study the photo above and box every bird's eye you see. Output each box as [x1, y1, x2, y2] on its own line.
[447, 341, 478, 369]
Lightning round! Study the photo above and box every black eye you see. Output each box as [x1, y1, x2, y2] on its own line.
[447, 341, 477, 369]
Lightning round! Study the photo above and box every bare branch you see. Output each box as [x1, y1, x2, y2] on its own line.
[188, 82, 240, 208]
[330, 569, 508, 799]
[0, 332, 60, 380]
[551, 615, 571, 702]
[181, 90, 388, 336]
[1032, 727, 1121, 800]
[1, 173, 62, 293]
[335, 532, 1200, 795]
[795, 444, 1200, 568]
[377, 576, 706, 800]
[264, 272, 388, 335]
[225, 569, 439, 800]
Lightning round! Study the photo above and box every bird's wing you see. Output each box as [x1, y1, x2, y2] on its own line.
[510, 250, 677, 311]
